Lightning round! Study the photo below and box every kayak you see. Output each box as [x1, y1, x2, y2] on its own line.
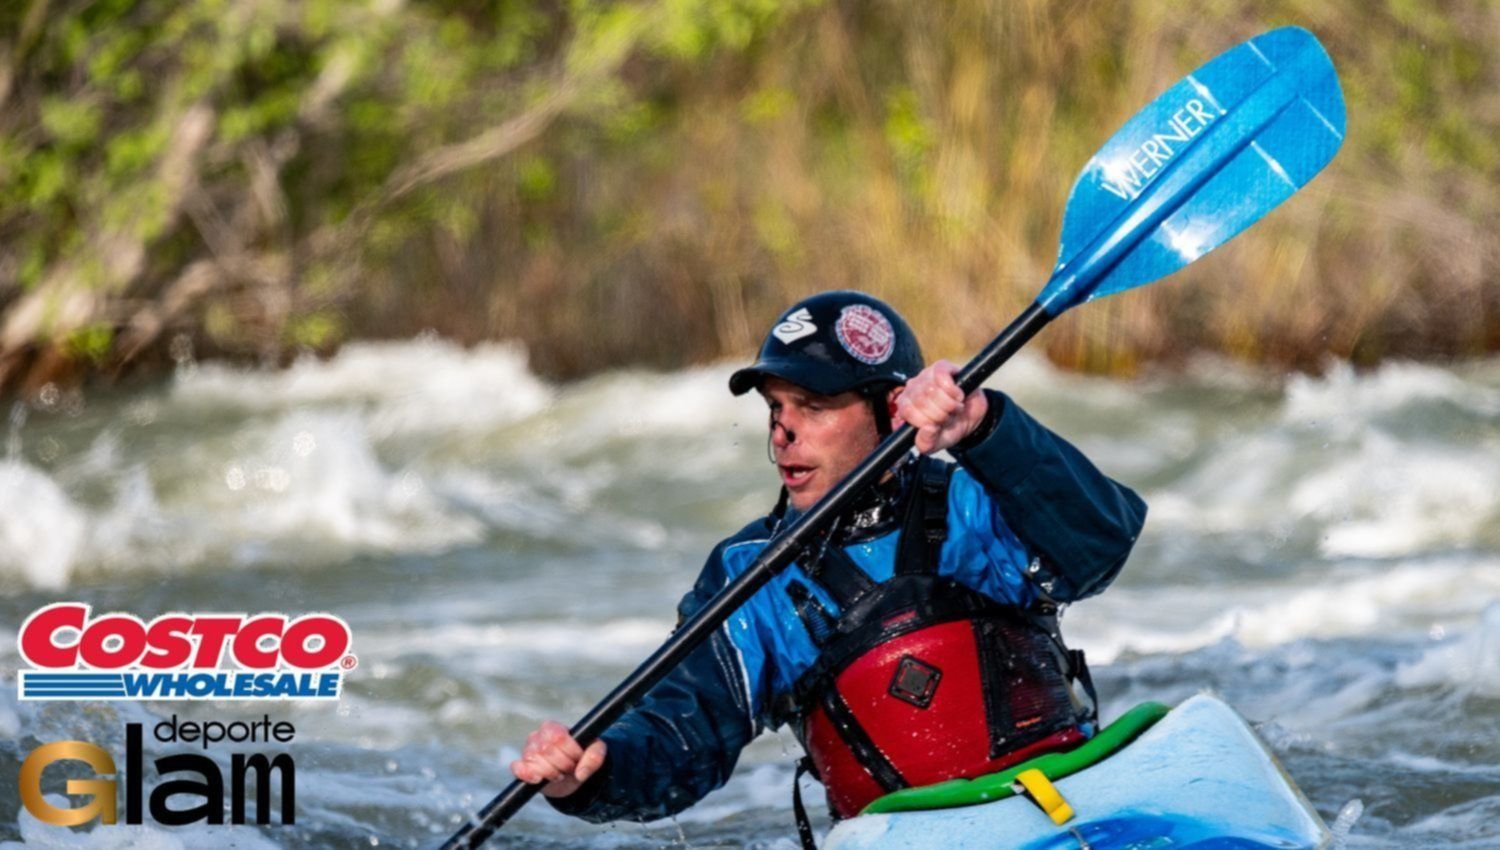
[822, 693, 1331, 850]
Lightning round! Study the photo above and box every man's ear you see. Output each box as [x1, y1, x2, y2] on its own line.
[886, 385, 903, 420]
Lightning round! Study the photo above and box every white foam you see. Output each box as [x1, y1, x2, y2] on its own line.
[1284, 359, 1500, 426]
[189, 410, 486, 555]
[1287, 431, 1500, 558]
[358, 617, 672, 666]
[1384, 751, 1500, 776]
[1127, 361, 1500, 560]
[1072, 557, 1500, 662]
[1393, 794, 1500, 846]
[1229, 561, 1500, 648]
[170, 337, 553, 436]
[62, 410, 487, 581]
[427, 467, 670, 550]
[1143, 430, 1302, 532]
[1, 795, 280, 849]
[0, 681, 19, 738]
[0, 460, 85, 589]
[551, 364, 753, 442]
[1395, 603, 1500, 697]
[4, 339, 576, 587]
[670, 762, 806, 824]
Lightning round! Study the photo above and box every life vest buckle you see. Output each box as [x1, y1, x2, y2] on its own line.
[887, 655, 942, 708]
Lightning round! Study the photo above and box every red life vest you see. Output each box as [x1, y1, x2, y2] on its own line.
[775, 459, 1096, 820]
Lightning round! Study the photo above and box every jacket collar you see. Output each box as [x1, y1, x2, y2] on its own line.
[770, 453, 917, 543]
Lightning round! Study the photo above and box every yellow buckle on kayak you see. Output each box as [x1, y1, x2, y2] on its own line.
[1014, 769, 1074, 825]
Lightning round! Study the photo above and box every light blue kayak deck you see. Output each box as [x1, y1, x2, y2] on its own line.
[824, 693, 1331, 850]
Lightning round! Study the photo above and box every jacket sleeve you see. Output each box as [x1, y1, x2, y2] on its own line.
[949, 389, 1147, 601]
[546, 541, 765, 823]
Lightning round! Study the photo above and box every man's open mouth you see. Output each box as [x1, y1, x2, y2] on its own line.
[778, 464, 815, 488]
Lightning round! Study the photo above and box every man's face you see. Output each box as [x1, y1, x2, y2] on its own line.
[759, 377, 885, 512]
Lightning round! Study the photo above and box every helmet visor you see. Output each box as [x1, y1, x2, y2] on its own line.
[729, 357, 891, 397]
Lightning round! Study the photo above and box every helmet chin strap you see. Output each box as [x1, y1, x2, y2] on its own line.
[771, 486, 790, 521]
[866, 385, 895, 437]
[767, 411, 791, 523]
[871, 396, 893, 437]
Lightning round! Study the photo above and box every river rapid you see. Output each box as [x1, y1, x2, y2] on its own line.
[1, 337, 1497, 849]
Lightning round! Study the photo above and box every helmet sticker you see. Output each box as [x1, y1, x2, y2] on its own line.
[835, 305, 895, 364]
[772, 308, 818, 344]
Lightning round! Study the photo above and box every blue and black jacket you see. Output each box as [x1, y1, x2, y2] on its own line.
[549, 389, 1147, 823]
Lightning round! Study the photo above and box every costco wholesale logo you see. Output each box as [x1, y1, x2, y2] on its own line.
[17, 603, 356, 700]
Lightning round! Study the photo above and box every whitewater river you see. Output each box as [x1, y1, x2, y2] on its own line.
[1, 337, 1497, 848]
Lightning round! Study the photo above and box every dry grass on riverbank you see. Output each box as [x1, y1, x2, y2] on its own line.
[408, 1, 1498, 379]
[0, 0, 1495, 395]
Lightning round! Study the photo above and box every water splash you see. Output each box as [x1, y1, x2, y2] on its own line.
[1329, 798, 1364, 848]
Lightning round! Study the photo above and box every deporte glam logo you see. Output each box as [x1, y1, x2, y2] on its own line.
[17, 602, 356, 700]
[20, 716, 297, 826]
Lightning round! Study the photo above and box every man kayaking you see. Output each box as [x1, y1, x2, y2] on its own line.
[510, 291, 1147, 830]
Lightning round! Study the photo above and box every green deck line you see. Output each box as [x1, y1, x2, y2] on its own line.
[860, 701, 1171, 816]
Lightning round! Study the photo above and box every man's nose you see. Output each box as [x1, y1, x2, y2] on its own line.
[770, 415, 795, 447]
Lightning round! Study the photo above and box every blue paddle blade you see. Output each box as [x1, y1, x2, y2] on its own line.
[1037, 26, 1346, 315]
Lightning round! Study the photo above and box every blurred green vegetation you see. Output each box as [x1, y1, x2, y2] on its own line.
[0, 0, 1495, 394]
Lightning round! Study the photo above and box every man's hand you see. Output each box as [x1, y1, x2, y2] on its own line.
[894, 359, 989, 455]
[509, 720, 608, 799]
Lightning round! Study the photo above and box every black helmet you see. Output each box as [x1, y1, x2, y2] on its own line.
[729, 291, 924, 397]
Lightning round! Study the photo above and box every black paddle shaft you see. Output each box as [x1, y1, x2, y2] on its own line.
[439, 302, 1052, 850]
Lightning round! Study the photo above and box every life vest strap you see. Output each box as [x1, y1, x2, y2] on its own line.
[787, 580, 838, 647]
[792, 757, 819, 850]
[818, 687, 908, 795]
[787, 457, 951, 641]
[895, 457, 952, 576]
[808, 545, 876, 611]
